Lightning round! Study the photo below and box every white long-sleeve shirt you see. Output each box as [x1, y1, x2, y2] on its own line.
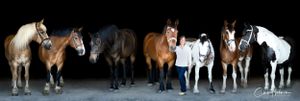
[175, 45, 192, 67]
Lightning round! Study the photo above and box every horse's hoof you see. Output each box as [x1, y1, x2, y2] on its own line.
[109, 88, 114, 92]
[167, 89, 173, 93]
[231, 89, 237, 93]
[113, 89, 119, 93]
[193, 90, 200, 94]
[42, 90, 50, 96]
[147, 83, 153, 87]
[157, 90, 164, 93]
[209, 89, 216, 94]
[24, 92, 31, 95]
[55, 89, 63, 94]
[130, 84, 135, 87]
[120, 84, 125, 88]
[220, 90, 226, 94]
[11, 93, 18, 96]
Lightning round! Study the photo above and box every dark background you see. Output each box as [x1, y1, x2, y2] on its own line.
[0, 3, 298, 81]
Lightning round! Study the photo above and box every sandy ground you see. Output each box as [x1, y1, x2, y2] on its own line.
[0, 78, 299, 101]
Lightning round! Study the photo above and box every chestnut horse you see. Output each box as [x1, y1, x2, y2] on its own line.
[220, 20, 239, 93]
[4, 19, 52, 96]
[39, 27, 85, 95]
[143, 19, 178, 92]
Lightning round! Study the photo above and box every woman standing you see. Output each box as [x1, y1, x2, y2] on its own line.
[174, 35, 192, 96]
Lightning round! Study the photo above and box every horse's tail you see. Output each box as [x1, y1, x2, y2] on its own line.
[283, 36, 296, 66]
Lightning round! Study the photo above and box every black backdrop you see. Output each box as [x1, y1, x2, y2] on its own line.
[0, 4, 299, 80]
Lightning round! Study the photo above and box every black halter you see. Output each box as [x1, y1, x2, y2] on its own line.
[35, 22, 50, 45]
[240, 25, 256, 47]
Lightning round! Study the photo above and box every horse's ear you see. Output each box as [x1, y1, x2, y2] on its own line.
[243, 22, 250, 27]
[232, 20, 237, 26]
[167, 19, 171, 26]
[175, 19, 179, 27]
[224, 20, 228, 26]
[40, 18, 44, 24]
[78, 27, 83, 31]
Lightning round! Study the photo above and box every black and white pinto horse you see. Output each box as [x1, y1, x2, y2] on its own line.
[239, 24, 295, 92]
[185, 33, 215, 94]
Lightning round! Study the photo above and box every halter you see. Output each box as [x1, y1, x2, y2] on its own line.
[72, 32, 83, 49]
[35, 22, 50, 45]
[240, 25, 255, 47]
[199, 40, 212, 61]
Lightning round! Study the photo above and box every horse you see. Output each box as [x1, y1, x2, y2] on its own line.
[219, 20, 239, 93]
[236, 37, 253, 88]
[185, 33, 216, 94]
[89, 25, 137, 91]
[238, 23, 295, 92]
[4, 19, 52, 96]
[39, 27, 85, 95]
[143, 19, 178, 92]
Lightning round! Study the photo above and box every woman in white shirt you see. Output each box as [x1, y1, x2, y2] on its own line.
[174, 35, 192, 96]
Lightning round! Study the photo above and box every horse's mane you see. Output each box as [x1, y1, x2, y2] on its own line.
[96, 25, 119, 41]
[51, 27, 74, 37]
[10, 22, 37, 50]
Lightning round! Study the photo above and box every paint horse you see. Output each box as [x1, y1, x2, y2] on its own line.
[239, 24, 295, 92]
[4, 19, 52, 96]
[89, 25, 137, 91]
[220, 20, 239, 93]
[185, 33, 216, 94]
[143, 19, 178, 92]
[39, 27, 85, 95]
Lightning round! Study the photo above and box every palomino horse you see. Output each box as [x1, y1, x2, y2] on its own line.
[39, 27, 85, 95]
[4, 19, 52, 96]
[143, 19, 178, 92]
[185, 33, 216, 94]
[220, 20, 239, 93]
[239, 24, 295, 92]
[89, 25, 137, 91]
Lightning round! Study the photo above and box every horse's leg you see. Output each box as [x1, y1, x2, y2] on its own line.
[220, 62, 227, 94]
[207, 62, 215, 94]
[231, 62, 238, 93]
[60, 76, 64, 87]
[286, 66, 292, 87]
[24, 61, 31, 95]
[43, 63, 52, 95]
[130, 54, 135, 86]
[166, 59, 174, 90]
[237, 58, 244, 87]
[113, 59, 120, 90]
[157, 59, 165, 92]
[279, 65, 284, 89]
[145, 56, 153, 86]
[244, 57, 251, 88]
[185, 64, 192, 89]
[17, 65, 22, 88]
[10, 62, 19, 96]
[49, 73, 55, 87]
[270, 61, 277, 92]
[106, 57, 115, 90]
[55, 62, 63, 94]
[193, 62, 201, 93]
[120, 59, 127, 86]
[264, 68, 269, 90]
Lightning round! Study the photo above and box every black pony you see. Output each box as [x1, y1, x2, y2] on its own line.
[89, 25, 137, 91]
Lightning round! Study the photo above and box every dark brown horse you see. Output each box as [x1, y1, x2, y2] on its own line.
[220, 20, 239, 93]
[143, 19, 179, 92]
[39, 27, 85, 95]
[89, 25, 137, 91]
[4, 19, 52, 96]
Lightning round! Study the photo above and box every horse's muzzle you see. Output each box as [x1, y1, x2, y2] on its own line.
[89, 53, 98, 64]
[238, 42, 248, 52]
[42, 39, 52, 50]
[77, 48, 86, 56]
[169, 46, 176, 52]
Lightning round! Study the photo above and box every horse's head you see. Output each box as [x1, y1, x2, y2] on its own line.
[239, 23, 257, 52]
[89, 32, 102, 64]
[221, 20, 236, 52]
[70, 27, 85, 56]
[198, 33, 211, 62]
[35, 19, 52, 50]
[164, 19, 179, 52]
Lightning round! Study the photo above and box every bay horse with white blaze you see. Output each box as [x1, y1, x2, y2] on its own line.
[89, 25, 137, 91]
[143, 19, 178, 92]
[185, 33, 216, 94]
[239, 24, 295, 92]
[220, 20, 239, 93]
[39, 27, 85, 95]
[4, 19, 52, 96]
